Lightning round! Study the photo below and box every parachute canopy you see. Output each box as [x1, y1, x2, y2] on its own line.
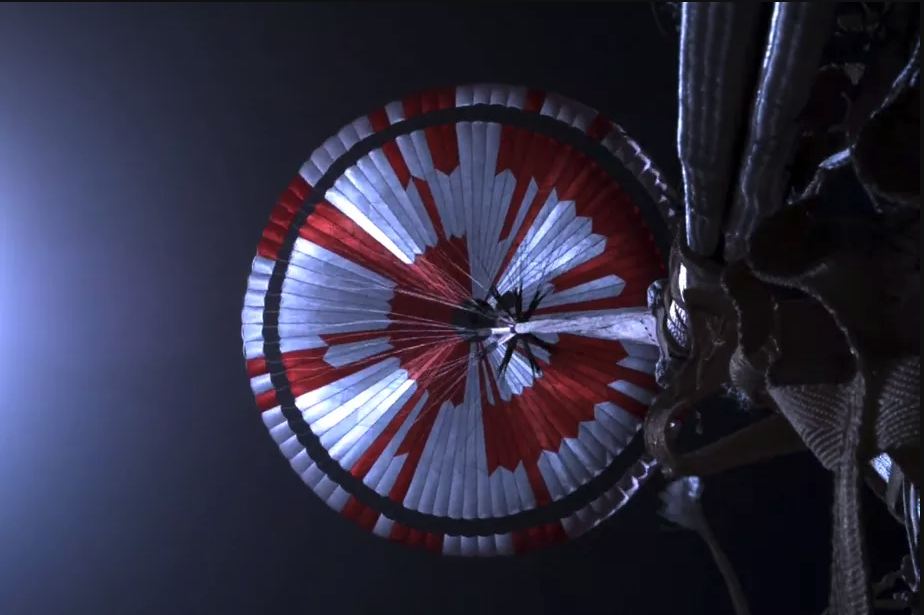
[242, 84, 672, 555]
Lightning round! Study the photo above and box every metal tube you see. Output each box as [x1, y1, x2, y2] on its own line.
[677, 3, 766, 257]
[723, 2, 837, 262]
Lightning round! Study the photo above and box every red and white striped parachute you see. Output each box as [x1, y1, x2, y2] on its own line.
[242, 84, 674, 555]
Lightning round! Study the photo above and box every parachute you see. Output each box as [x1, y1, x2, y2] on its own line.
[241, 84, 674, 555]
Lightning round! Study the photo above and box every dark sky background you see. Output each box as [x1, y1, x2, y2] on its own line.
[0, 3, 907, 615]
